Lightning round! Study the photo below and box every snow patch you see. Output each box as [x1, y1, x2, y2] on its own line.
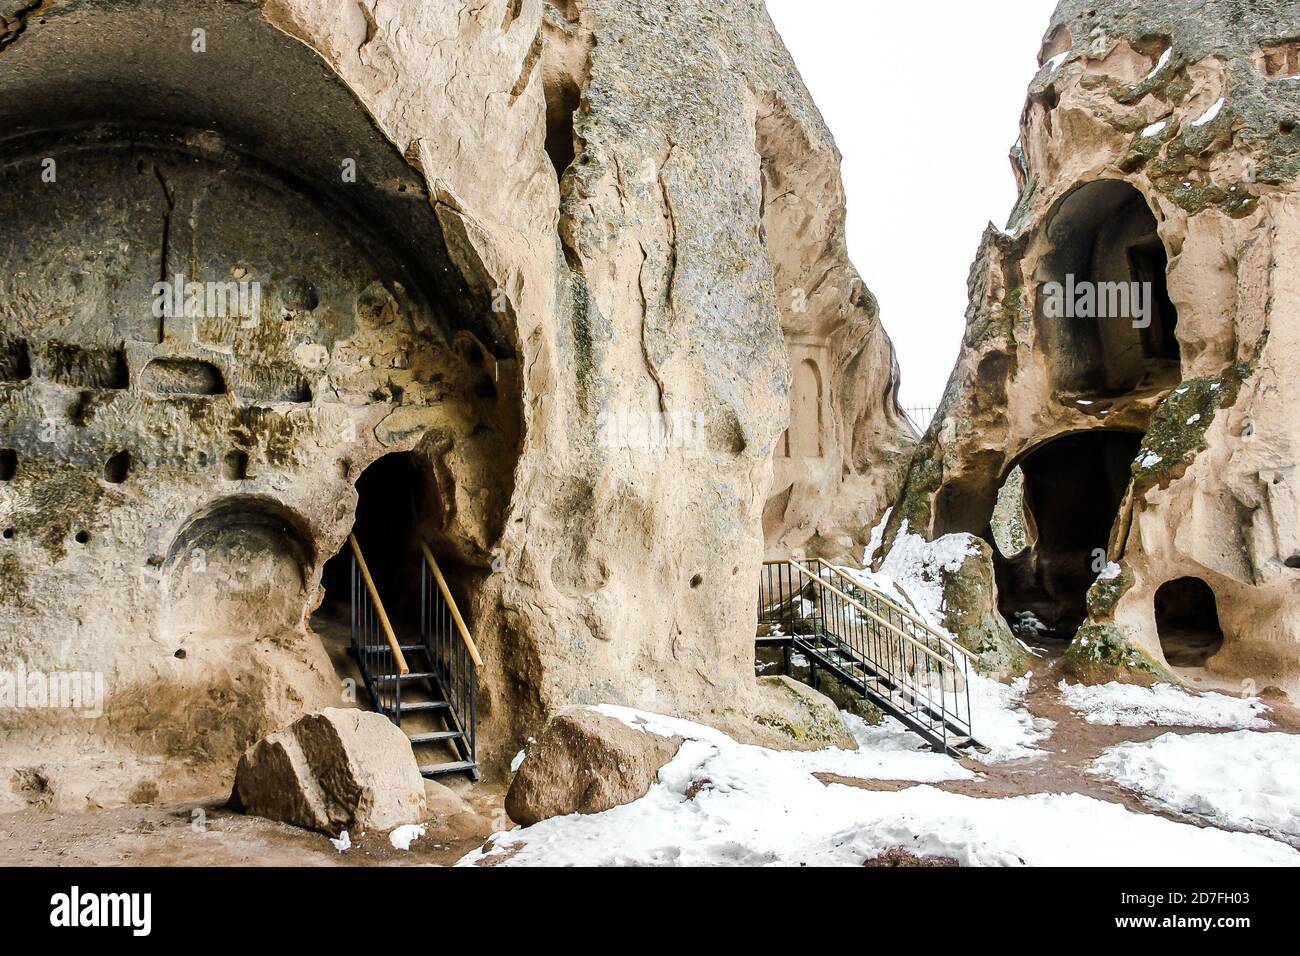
[968, 672, 1054, 761]
[389, 824, 426, 851]
[1097, 561, 1122, 581]
[1186, 414, 1201, 426]
[864, 507, 892, 565]
[1092, 731, 1300, 844]
[1191, 96, 1225, 127]
[458, 708, 1295, 867]
[1044, 52, 1067, 74]
[1141, 119, 1168, 137]
[1145, 46, 1173, 79]
[1137, 451, 1162, 469]
[1060, 681, 1270, 729]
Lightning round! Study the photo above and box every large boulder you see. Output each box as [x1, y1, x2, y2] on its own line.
[505, 709, 684, 826]
[231, 708, 426, 835]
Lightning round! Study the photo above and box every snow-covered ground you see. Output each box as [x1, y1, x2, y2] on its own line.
[1060, 680, 1270, 729]
[458, 705, 1299, 867]
[1092, 731, 1300, 845]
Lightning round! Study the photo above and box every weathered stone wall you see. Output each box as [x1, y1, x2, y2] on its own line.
[0, 0, 908, 810]
[885, 0, 1300, 695]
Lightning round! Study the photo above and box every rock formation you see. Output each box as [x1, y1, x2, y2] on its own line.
[883, 0, 1300, 698]
[231, 708, 426, 835]
[0, 0, 908, 810]
[505, 708, 684, 825]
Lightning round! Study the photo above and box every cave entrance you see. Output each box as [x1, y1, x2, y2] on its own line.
[1036, 180, 1179, 395]
[993, 429, 1142, 640]
[1155, 577, 1224, 667]
[319, 453, 426, 632]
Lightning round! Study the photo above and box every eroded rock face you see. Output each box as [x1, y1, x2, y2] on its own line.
[231, 708, 426, 835]
[884, 0, 1300, 696]
[0, 0, 907, 808]
[505, 708, 684, 826]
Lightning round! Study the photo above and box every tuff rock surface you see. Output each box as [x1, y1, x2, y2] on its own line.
[0, 0, 906, 810]
[231, 708, 426, 835]
[884, 0, 1300, 696]
[505, 708, 684, 825]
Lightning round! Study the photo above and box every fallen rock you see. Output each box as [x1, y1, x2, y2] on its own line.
[505, 709, 684, 826]
[231, 708, 426, 835]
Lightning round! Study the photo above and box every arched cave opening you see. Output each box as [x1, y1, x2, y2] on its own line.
[1154, 577, 1224, 667]
[319, 452, 427, 632]
[993, 429, 1142, 640]
[1036, 180, 1179, 396]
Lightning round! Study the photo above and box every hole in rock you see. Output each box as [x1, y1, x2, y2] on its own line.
[141, 358, 225, 396]
[0, 449, 15, 481]
[0, 336, 31, 382]
[2, 528, 14, 540]
[74, 530, 90, 545]
[1155, 577, 1224, 667]
[222, 450, 249, 481]
[543, 70, 580, 179]
[104, 450, 131, 484]
[994, 430, 1143, 639]
[1036, 180, 1180, 395]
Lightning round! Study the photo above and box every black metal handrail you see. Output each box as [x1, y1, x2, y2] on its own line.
[419, 546, 477, 770]
[350, 538, 402, 720]
[760, 559, 975, 748]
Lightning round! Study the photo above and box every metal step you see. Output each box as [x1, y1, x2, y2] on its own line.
[373, 671, 438, 682]
[419, 759, 478, 778]
[406, 730, 463, 744]
[397, 700, 451, 713]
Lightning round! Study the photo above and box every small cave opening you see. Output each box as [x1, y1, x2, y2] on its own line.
[0, 449, 16, 481]
[1036, 180, 1180, 395]
[542, 69, 580, 180]
[1154, 576, 1224, 667]
[103, 450, 131, 484]
[994, 429, 1142, 640]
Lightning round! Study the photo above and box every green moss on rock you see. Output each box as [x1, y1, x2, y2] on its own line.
[1062, 622, 1168, 686]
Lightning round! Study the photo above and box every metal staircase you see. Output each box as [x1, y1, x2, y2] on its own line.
[758, 559, 981, 756]
[348, 534, 481, 779]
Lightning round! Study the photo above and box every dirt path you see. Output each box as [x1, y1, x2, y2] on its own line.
[0, 780, 510, 867]
[822, 646, 1300, 842]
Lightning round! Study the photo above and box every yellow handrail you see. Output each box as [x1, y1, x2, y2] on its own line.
[771, 559, 976, 667]
[348, 533, 410, 676]
[419, 542, 483, 670]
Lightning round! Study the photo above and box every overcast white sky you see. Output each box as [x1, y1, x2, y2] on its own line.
[766, 0, 1059, 410]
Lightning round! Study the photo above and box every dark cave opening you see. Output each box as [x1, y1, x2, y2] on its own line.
[1037, 179, 1180, 395]
[1154, 576, 1224, 667]
[319, 452, 426, 630]
[994, 430, 1143, 639]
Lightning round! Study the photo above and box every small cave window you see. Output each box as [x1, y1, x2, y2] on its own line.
[222, 450, 249, 481]
[103, 450, 131, 484]
[543, 70, 580, 180]
[1154, 577, 1224, 667]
